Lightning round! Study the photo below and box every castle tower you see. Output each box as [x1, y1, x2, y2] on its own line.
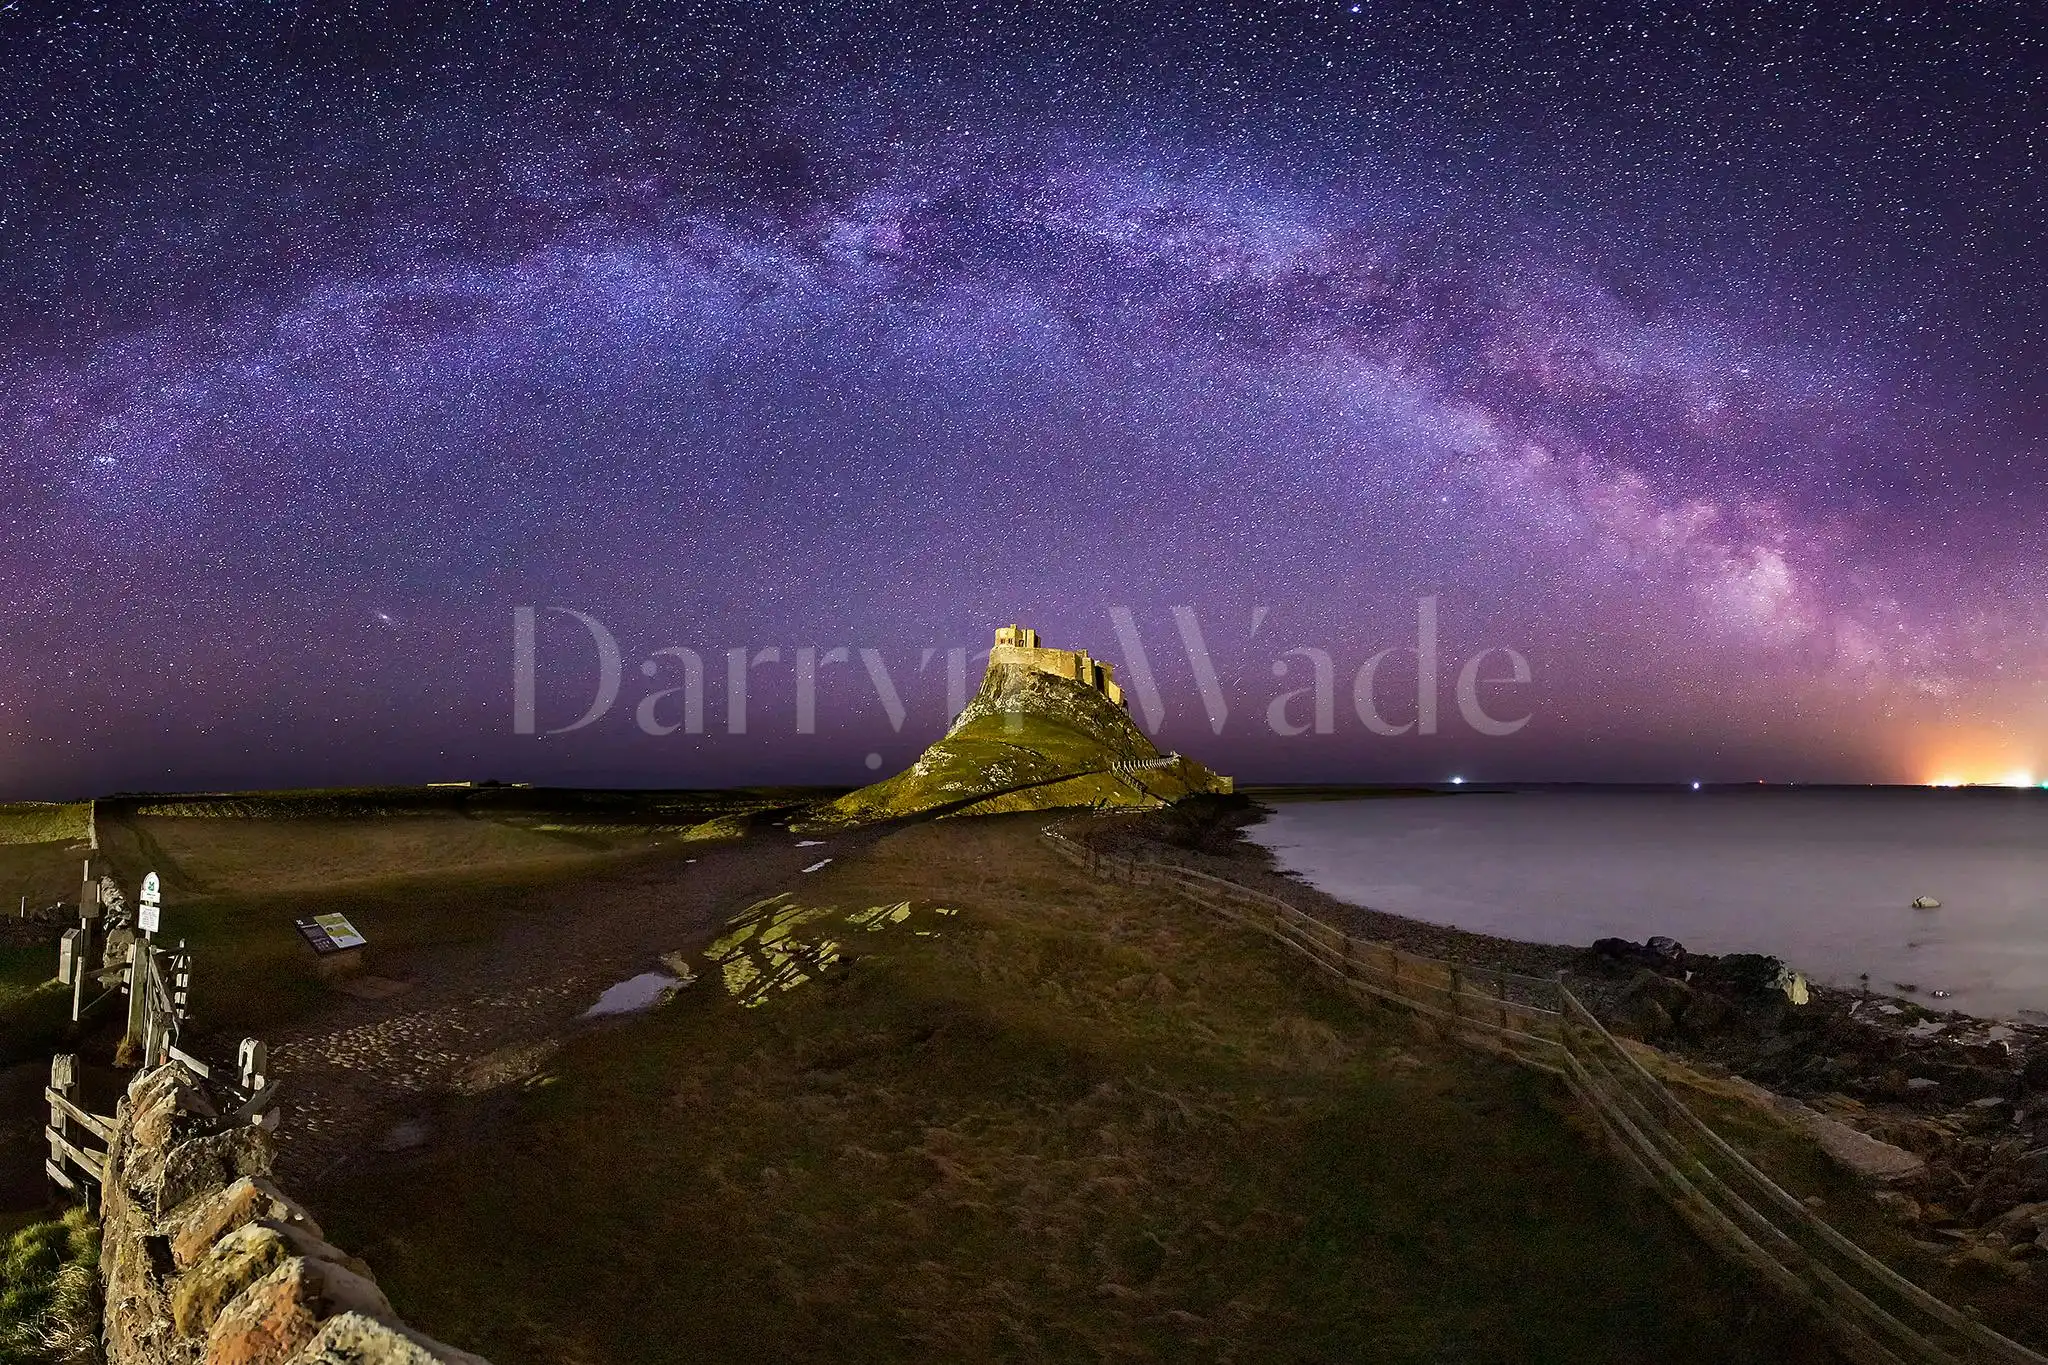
[987, 626, 1125, 709]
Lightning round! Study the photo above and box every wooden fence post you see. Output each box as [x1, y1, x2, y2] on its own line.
[48, 1053, 72, 1182]
[121, 938, 150, 1064]
[46, 1054, 96, 1210]
[173, 941, 190, 1021]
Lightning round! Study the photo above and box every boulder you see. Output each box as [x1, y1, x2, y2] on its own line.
[286, 1311, 492, 1365]
[1786, 1105, 1928, 1184]
[146, 1123, 275, 1217]
[1613, 990, 1674, 1040]
[130, 1066, 219, 1152]
[174, 1223, 296, 1336]
[1645, 935, 1687, 966]
[1584, 938, 1679, 973]
[1946, 1242, 2032, 1282]
[1690, 952, 1788, 999]
[168, 1176, 325, 1271]
[202, 1258, 393, 1365]
[1991, 1201, 2048, 1237]
[1614, 969, 1730, 1041]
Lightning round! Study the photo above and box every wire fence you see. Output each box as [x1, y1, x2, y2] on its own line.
[1042, 818, 2048, 1365]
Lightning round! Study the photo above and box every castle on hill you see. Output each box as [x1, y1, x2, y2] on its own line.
[989, 625, 1126, 708]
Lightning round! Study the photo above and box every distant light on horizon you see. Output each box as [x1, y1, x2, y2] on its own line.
[1691, 780, 1702, 790]
[1450, 775, 1464, 785]
[1925, 772, 2039, 788]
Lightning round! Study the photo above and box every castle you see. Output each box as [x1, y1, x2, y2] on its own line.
[989, 625, 1126, 708]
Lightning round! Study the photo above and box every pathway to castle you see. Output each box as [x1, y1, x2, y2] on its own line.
[247, 827, 890, 1197]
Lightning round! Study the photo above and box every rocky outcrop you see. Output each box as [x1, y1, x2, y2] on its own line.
[100, 1063, 486, 1365]
[813, 647, 1231, 828]
[1572, 934, 2048, 1239]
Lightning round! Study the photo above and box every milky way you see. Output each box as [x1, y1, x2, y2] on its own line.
[3, 1, 2045, 794]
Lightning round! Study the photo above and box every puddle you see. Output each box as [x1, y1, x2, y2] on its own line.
[583, 972, 683, 1018]
[796, 840, 826, 847]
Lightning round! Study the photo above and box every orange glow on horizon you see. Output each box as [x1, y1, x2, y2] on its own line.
[1918, 764, 2044, 789]
[1919, 772, 2044, 789]
[1912, 730, 2044, 789]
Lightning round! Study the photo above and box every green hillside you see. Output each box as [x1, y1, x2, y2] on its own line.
[815, 660, 1230, 827]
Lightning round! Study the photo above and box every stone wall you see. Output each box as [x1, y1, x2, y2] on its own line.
[99, 1062, 486, 1365]
[987, 636, 1126, 708]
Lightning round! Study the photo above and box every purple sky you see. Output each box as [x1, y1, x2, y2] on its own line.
[3, 1, 2045, 796]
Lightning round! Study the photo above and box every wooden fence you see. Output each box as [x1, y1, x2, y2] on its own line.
[1043, 818, 2048, 1365]
[44, 1054, 111, 1205]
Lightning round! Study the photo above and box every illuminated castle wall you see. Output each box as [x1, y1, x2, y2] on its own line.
[989, 625, 1126, 708]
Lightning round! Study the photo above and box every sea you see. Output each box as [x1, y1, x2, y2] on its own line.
[1246, 788, 2048, 1021]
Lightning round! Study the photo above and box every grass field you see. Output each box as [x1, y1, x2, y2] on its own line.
[0, 789, 796, 1070]
[0, 1207, 98, 1365]
[317, 818, 1818, 1364]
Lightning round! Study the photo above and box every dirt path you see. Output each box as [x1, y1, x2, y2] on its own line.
[249, 826, 884, 1198]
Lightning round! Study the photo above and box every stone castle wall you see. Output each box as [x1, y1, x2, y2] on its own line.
[99, 1062, 486, 1365]
[988, 627, 1126, 708]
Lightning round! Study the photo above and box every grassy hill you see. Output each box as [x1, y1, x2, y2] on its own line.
[318, 817, 1814, 1364]
[815, 661, 1230, 827]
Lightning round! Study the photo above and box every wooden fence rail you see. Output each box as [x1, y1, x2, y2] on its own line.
[44, 1053, 111, 1202]
[1042, 817, 2048, 1365]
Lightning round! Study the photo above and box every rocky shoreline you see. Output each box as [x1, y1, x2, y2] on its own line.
[1082, 799, 2048, 1276]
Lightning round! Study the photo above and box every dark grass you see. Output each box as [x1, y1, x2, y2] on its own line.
[320, 818, 1825, 1365]
[0, 1207, 99, 1365]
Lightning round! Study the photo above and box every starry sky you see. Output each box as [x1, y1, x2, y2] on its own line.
[3, 0, 2045, 797]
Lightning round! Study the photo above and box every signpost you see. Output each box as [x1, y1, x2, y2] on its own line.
[121, 872, 165, 1064]
[69, 860, 99, 1024]
[294, 912, 368, 978]
[137, 872, 161, 936]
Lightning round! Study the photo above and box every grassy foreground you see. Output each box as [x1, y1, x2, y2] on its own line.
[321, 817, 1815, 1363]
[0, 789, 777, 1069]
[0, 1208, 99, 1365]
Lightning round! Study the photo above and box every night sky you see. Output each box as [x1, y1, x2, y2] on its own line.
[3, 1, 2045, 796]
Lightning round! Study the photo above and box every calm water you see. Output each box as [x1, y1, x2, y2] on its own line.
[583, 972, 682, 1017]
[1247, 790, 2048, 1019]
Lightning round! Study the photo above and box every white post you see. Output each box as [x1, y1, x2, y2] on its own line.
[73, 861, 98, 1024]
[238, 1038, 267, 1091]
